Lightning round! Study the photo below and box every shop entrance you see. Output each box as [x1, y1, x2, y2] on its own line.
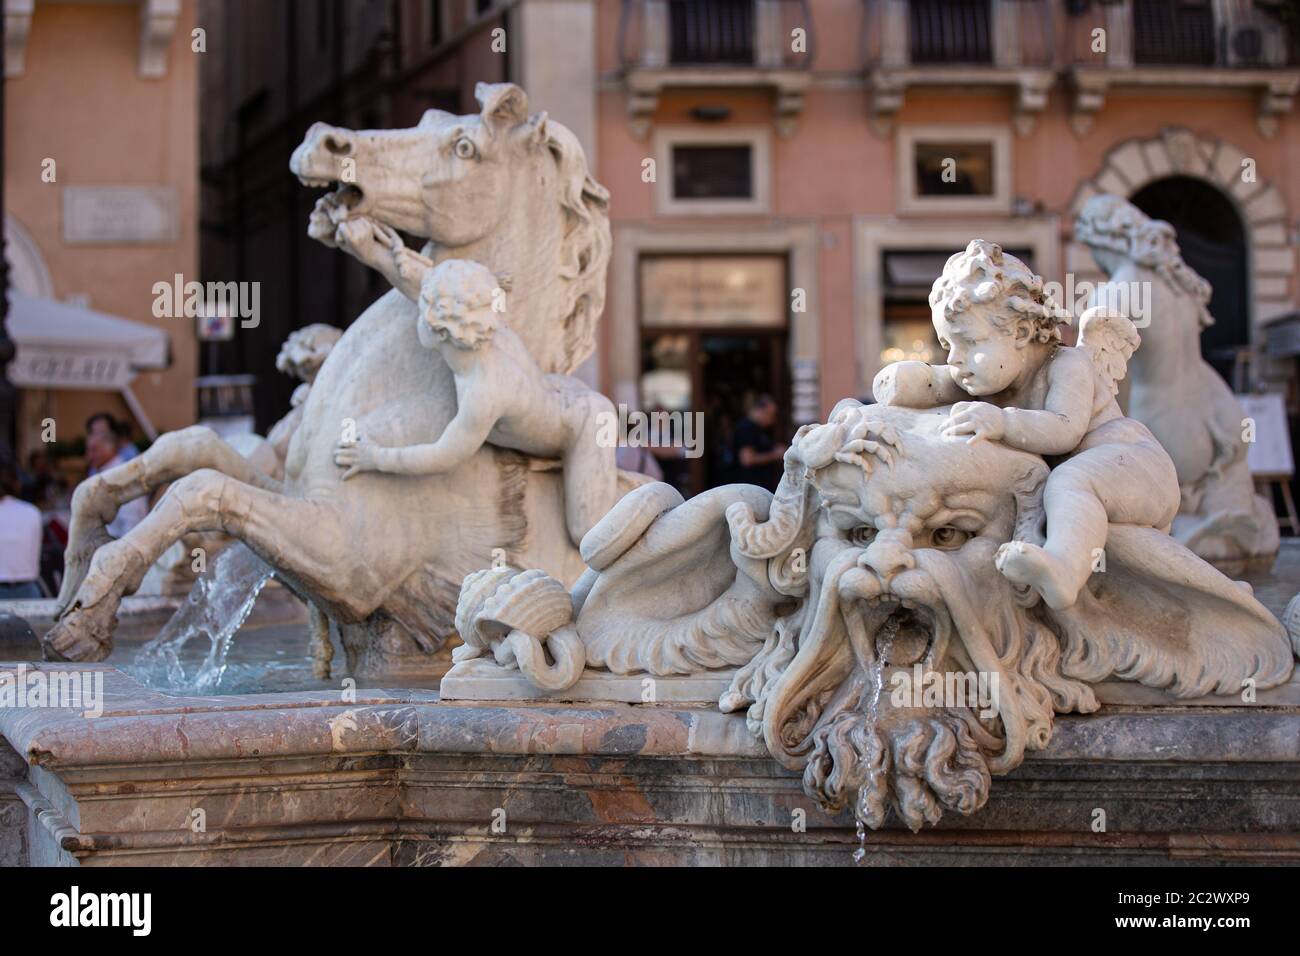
[638, 255, 790, 497]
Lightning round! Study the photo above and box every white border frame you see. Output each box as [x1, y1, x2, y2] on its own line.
[895, 124, 1013, 216]
[652, 125, 772, 216]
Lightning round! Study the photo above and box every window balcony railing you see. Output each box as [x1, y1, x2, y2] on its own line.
[908, 0, 994, 64]
[863, 0, 1055, 71]
[1065, 0, 1299, 136]
[861, 1, 1055, 135]
[1067, 0, 1298, 69]
[619, 0, 815, 71]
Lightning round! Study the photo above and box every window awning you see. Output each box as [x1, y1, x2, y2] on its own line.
[5, 290, 172, 438]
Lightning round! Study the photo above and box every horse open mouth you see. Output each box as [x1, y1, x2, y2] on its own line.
[299, 179, 366, 219]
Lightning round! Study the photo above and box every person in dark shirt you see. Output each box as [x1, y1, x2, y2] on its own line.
[733, 394, 787, 491]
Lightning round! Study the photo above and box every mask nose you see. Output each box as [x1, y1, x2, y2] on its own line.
[861, 528, 916, 589]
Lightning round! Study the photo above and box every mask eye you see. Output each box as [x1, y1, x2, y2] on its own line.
[454, 137, 478, 160]
[929, 526, 969, 550]
[849, 525, 876, 547]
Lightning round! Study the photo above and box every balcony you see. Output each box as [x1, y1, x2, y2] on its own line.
[1066, 0, 1300, 136]
[618, 0, 815, 138]
[862, 0, 1056, 135]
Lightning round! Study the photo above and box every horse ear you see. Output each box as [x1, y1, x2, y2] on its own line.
[475, 82, 530, 135]
[518, 111, 549, 148]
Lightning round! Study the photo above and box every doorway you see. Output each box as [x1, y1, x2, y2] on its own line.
[638, 254, 791, 496]
[1130, 176, 1249, 383]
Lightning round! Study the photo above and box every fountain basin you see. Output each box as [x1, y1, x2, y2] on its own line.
[1, 662, 1297, 866]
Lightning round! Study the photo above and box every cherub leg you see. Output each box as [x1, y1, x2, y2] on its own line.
[996, 462, 1107, 610]
[561, 392, 620, 545]
[46, 470, 347, 662]
[997, 441, 1179, 609]
[59, 426, 283, 610]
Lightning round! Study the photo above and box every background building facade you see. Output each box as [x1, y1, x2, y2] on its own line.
[196, 0, 1300, 495]
[5, 0, 200, 461]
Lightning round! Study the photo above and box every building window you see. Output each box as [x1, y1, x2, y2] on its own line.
[653, 127, 771, 215]
[913, 141, 994, 198]
[428, 0, 444, 46]
[909, 0, 992, 64]
[668, 0, 755, 66]
[672, 146, 753, 201]
[895, 125, 1011, 215]
[316, 0, 331, 50]
[1133, 0, 1215, 66]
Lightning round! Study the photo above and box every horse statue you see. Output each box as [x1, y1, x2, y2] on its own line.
[1075, 194, 1279, 568]
[45, 83, 628, 675]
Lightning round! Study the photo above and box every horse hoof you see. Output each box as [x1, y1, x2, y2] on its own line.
[41, 606, 115, 663]
[56, 524, 115, 613]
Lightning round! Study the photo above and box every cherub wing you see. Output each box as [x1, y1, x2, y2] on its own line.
[1076, 306, 1141, 396]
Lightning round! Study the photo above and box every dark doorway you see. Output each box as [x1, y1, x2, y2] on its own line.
[1131, 176, 1249, 383]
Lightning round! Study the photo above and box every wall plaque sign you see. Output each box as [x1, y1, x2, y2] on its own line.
[62, 186, 179, 245]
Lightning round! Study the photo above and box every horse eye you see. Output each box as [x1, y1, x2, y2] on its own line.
[454, 137, 477, 160]
[930, 526, 968, 549]
[849, 525, 876, 547]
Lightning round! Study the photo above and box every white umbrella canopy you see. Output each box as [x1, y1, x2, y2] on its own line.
[5, 290, 172, 438]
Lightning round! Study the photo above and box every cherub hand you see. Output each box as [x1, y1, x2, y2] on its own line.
[334, 438, 383, 480]
[789, 421, 846, 471]
[942, 401, 1005, 445]
[333, 217, 386, 268]
[307, 193, 343, 246]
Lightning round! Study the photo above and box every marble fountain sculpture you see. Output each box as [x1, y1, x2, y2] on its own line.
[1075, 194, 1279, 568]
[138, 323, 344, 598]
[5, 90, 1297, 863]
[449, 241, 1297, 831]
[42, 82, 631, 677]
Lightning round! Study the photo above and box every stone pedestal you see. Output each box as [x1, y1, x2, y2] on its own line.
[1, 665, 1296, 866]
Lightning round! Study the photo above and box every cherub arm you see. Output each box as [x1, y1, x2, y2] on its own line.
[335, 390, 499, 479]
[873, 361, 967, 408]
[997, 350, 1096, 455]
[329, 217, 433, 301]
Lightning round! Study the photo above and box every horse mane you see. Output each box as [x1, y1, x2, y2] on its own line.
[543, 118, 612, 372]
[1075, 195, 1213, 329]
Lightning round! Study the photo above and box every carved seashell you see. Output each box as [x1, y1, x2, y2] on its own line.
[454, 566, 518, 649]
[481, 568, 574, 634]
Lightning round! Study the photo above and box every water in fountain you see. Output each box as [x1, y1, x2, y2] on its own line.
[854, 625, 892, 864]
[130, 543, 274, 694]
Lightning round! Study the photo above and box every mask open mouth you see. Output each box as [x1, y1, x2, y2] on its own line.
[853, 596, 949, 671]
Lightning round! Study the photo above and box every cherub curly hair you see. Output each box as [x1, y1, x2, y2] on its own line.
[418, 259, 505, 349]
[929, 239, 1067, 345]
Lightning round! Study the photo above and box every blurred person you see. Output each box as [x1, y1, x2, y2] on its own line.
[613, 404, 664, 481]
[21, 449, 67, 508]
[113, 418, 139, 463]
[85, 412, 148, 537]
[734, 394, 787, 491]
[0, 454, 43, 600]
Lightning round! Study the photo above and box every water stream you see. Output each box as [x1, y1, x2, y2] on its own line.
[129, 543, 274, 694]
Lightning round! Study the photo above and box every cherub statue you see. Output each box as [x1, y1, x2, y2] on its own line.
[332, 253, 618, 546]
[872, 239, 1180, 610]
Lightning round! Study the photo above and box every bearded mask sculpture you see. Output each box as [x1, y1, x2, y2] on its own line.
[453, 283, 1296, 834]
[453, 398, 1295, 830]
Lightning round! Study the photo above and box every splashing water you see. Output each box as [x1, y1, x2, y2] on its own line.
[131, 544, 274, 694]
